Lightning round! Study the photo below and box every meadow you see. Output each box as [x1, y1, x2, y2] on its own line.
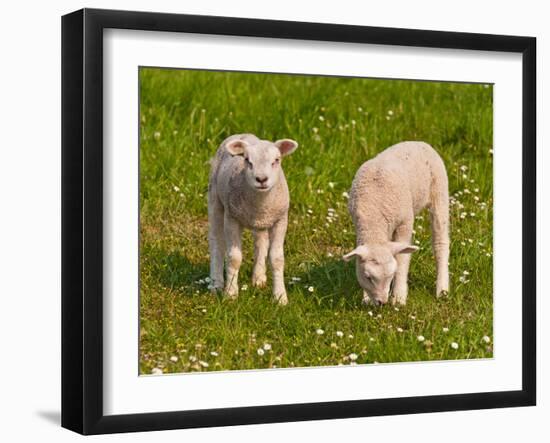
[139, 68, 493, 374]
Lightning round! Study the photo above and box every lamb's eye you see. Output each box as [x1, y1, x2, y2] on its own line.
[272, 158, 280, 167]
[245, 158, 253, 168]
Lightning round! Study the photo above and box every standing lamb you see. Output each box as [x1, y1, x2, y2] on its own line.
[343, 141, 449, 306]
[208, 134, 299, 305]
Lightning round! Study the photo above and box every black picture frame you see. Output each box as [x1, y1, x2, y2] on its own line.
[61, 8, 536, 435]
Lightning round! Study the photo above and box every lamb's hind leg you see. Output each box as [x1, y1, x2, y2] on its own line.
[430, 177, 450, 297]
[252, 229, 269, 288]
[208, 190, 225, 292]
[392, 221, 414, 305]
[223, 214, 243, 299]
[269, 216, 289, 305]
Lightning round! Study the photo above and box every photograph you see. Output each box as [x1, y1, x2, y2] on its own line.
[138, 67, 494, 374]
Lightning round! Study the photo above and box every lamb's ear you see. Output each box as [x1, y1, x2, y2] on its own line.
[275, 139, 299, 156]
[389, 242, 419, 255]
[226, 139, 248, 156]
[342, 245, 369, 262]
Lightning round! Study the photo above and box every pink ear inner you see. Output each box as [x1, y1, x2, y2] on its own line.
[226, 139, 247, 156]
[275, 139, 298, 156]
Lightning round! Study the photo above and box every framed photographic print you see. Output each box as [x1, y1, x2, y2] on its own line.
[61, 8, 536, 435]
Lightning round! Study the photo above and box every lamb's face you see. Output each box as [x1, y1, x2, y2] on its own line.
[343, 242, 418, 305]
[226, 138, 299, 193]
[243, 142, 283, 192]
[353, 245, 397, 305]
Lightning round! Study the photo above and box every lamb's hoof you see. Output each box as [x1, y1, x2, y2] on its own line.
[224, 288, 239, 300]
[436, 290, 449, 298]
[274, 293, 288, 306]
[362, 297, 373, 306]
[391, 295, 407, 306]
[209, 285, 223, 295]
[252, 275, 267, 288]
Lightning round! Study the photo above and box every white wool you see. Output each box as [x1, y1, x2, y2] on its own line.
[208, 134, 298, 305]
[344, 141, 450, 305]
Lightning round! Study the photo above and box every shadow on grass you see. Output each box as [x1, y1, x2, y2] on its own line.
[289, 257, 366, 311]
[144, 243, 447, 315]
[148, 249, 210, 293]
[144, 243, 365, 308]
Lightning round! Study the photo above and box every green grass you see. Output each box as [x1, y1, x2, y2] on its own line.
[139, 68, 493, 374]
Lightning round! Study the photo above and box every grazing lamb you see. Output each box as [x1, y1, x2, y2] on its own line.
[208, 134, 299, 305]
[343, 141, 449, 306]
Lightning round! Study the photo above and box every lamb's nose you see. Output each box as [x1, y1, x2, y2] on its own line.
[255, 176, 268, 184]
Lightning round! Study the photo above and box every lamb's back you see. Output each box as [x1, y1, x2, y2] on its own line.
[374, 141, 439, 181]
[350, 141, 444, 220]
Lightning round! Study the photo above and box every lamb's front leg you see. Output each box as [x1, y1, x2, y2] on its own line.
[223, 214, 243, 299]
[252, 229, 269, 288]
[268, 216, 288, 305]
[392, 221, 414, 306]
